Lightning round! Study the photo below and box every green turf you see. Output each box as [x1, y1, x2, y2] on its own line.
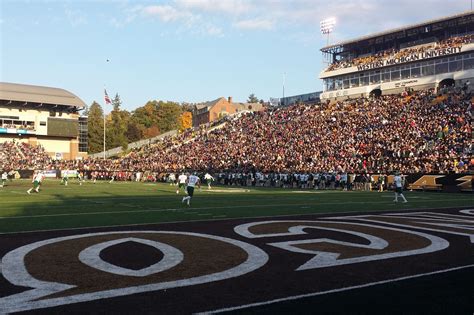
[0, 179, 472, 233]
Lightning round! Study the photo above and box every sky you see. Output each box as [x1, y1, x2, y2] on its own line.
[0, 0, 471, 112]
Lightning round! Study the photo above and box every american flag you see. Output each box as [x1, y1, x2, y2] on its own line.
[104, 89, 111, 105]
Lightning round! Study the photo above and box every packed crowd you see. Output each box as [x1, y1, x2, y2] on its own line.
[131, 88, 471, 174]
[325, 34, 474, 72]
[0, 123, 35, 130]
[0, 141, 51, 171]
[0, 88, 472, 176]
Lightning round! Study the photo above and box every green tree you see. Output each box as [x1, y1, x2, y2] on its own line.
[112, 92, 122, 111]
[131, 100, 184, 139]
[247, 93, 259, 103]
[132, 101, 158, 128]
[156, 101, 182, 132]
[107, 94, 129, 150]
[87, 101, 104, 154]
[126, 120, 145, 143]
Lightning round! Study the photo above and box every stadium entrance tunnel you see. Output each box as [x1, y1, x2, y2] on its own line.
[369, 88, 382, 98]
[438, 78, 455, 89]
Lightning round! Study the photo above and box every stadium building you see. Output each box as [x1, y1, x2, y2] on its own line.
[279, 91, 321, 107]
[320, 12, 474, 100]
[0, 82, 87, 159]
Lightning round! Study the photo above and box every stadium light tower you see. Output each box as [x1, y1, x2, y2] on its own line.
[320, 17, 336, 46]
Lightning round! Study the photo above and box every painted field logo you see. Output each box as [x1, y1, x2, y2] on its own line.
[0, 231, 268, 313]
[234, 220, 450, 270]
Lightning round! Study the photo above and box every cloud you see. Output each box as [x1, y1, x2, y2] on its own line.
[113, 0, 469, 40]
[141, 5, 195, 22]
[175, 0, 252, 15]
[128, 4, 225, 37]
[234, 18, 274, 31]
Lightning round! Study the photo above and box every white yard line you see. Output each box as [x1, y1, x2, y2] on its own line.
[0, 199, 472, 221]
[197, 264, 474, 314]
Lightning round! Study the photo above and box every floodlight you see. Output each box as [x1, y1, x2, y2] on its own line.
[320, 17, 336, 35]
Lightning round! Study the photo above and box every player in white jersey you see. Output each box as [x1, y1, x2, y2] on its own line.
[177, 173, 187, 194]
[61, 171, 69, 186]
[182, 173, 200, 206]
[91, 171, 98, 183]
[168, 173, 176, 186]
[1, 171, 7, 187]
[77, 171, 84, 186]
[393, 172, 408, 203]
[204, 173, 214, 190]
[27, 171, 45, 194]
[136, 171, 142, 182]
[109, 172, 116, 184]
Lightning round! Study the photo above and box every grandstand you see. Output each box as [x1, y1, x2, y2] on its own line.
[0, 82, 87, 160]
[320, 11, 474, 100]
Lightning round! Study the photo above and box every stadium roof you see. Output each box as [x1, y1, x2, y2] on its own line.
[0, 82, 86, 109]
[196, 97, 224, 110]
[321, 11, 474, 51]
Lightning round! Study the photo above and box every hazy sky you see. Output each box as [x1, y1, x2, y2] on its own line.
[0, 0, 470, 111]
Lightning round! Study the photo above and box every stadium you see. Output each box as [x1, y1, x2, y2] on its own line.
[0, 6, 473, 315]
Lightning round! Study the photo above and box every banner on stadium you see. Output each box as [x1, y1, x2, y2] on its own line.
[0, 128, 35, 135]
[61, 170, 78, 178]
[356, 46, 463, 71]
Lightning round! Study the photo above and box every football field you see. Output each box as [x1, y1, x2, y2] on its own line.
[0, 180, 473, 314]
[0, 179, 472, 233]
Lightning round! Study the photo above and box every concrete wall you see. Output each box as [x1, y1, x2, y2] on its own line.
[88, 129, 178, 159]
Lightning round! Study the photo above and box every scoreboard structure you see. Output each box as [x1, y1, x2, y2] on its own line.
[0, 82, 88, 159]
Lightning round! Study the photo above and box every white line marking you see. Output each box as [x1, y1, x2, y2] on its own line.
[460, 209, 474, 215]
[291, 191, 320, 194]
[234, 220, 449, 270]
[78, 237, 183, 277]
[0, 206, 471, 235]
[0, 231, 269, 314]
[1, 200, 472, 221]
[204, 189, 248, 193]
[197, 264, 474, 314]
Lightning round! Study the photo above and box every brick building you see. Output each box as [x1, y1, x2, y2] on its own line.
[192, 97, 264, 127]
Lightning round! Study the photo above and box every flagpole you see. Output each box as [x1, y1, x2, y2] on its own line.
[103, 59, 110, 161]
[103, 103, 106, 160]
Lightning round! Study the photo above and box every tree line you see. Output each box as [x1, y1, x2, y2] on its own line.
[85, 94, 193, 154]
